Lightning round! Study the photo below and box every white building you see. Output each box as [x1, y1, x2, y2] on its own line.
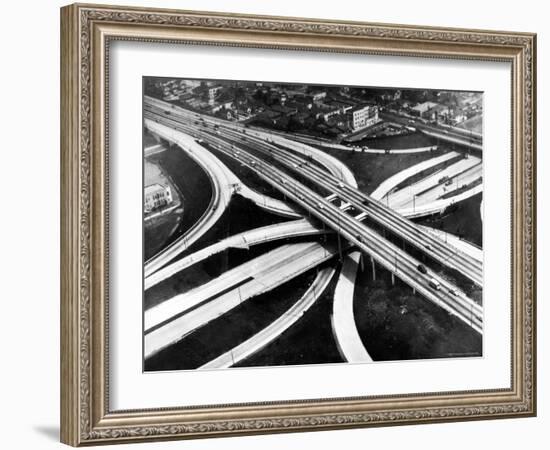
[208, 85, 223, 100]
[144, 184, 173, 212]
[311, 91, 327, 102]
[348, 104, 379, 130]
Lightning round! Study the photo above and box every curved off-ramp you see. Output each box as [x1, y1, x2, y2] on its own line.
[370, 151, 482, 219]
[199, 266, 336, 369]
[331, 251, 373, 363]
[145, 120, 232, 276]
[145, 218, 326, 290]
[144, 120, 299, 276]
[145, 242, 339, 358]
[370, 151, 460, 200]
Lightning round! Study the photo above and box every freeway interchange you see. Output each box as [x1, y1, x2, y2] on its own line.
[143, 96, 483, 364]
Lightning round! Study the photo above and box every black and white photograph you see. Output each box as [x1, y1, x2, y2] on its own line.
[142, 77, 484, 372]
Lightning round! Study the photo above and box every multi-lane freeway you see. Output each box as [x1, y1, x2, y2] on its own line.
[143, 98, 483, 334]
[146, 98, 482, 288]
[156, 104, 483, 287]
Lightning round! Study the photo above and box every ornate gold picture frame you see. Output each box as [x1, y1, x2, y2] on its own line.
[60, 3, 536, 446]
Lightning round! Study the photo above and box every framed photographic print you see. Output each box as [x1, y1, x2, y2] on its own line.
[60, 3, 537, 446]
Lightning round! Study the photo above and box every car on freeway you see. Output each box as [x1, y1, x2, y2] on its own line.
[317, 202, 325, 210]
[449, 288, 459, 296]
[424, 243, 433, 251]
[417, 264, 428, 274]
[429, 278, 442, 290]
[338, 182, 345, 188]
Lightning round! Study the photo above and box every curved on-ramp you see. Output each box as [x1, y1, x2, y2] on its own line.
[144, 120, 231, 276]
[332, 251, 373, 363]
[199, 266, 336, 369]
[144, 120, 299, 276]
[370, 151, 459, 200]
[145, 218, 326, 290]
[144, 242, 339, 359]
[371, 151, 482, 219]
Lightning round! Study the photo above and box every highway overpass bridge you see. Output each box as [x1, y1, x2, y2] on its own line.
[144, 99, 483, 335]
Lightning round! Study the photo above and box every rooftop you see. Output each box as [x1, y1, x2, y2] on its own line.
[144, 183, 166, 195]
[411, 101, 438, 113]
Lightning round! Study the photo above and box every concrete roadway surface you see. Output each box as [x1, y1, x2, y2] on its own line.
[144, 242, 339, 359]
[371, 151, 483, 220]
[199, 266, 337, 369]
[370, 151, 460, 199]
[422, 226, 482, 262]
[144, 218, 326, 291]
[144, 120, 299, 277]
[332, 251, 373, 363]
[214, 126, 482, 287]
[387, 156, 482, 209]
[396, 183, 483, 219]
[146, 108, 483, 333]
